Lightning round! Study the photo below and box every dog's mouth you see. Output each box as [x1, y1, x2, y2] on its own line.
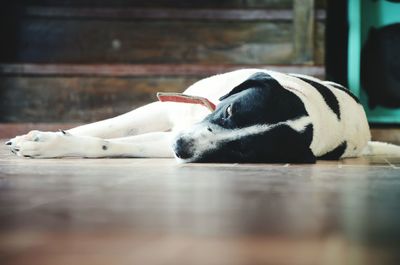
[172, 126, 243, 163]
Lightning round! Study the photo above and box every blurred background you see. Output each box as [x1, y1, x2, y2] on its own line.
[0, 0, 326, 130]
[0, 0, 399, 138]
[2, 2, 400, 264]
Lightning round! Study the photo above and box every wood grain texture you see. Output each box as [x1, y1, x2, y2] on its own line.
[0, 76, 198, 122]
[0, 0, 327, 124]
[0, 64, 325, 77]
[0, 144, 400, 265]
[371, 128, 400, 145]
[22, 7, 326, 21]
[0, 65, 325, 122]
[18, 0, 295, 8]
[17, 1, 326, 8]
[315, 21, 325, 65]
[0, 123, 81, 139]
[1, 1, 326, 65]
[12, 19, 300, 64]
[293, 0, 315, 64]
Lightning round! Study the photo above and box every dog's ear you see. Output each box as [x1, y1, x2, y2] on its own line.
[219, 72, 282, 101]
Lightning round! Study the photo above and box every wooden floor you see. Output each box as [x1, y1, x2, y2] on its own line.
[1, 142, 400, 265]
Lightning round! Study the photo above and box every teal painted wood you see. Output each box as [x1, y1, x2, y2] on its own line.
[348, 0, 400, 123]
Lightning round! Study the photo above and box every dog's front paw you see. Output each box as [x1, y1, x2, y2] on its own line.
[6, 130, 69, 158]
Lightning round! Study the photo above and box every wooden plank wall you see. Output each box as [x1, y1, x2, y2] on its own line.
[0, 0, 326, 123]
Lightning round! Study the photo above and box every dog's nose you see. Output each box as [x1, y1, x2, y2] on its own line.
[173, 137, 194, 159]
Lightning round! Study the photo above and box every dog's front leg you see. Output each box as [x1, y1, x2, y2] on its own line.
[7, 130, 175, 158]
[7, 102, 175, 150]
[66, 101, 174, 138]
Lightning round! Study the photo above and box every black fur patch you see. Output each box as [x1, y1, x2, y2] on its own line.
[296, 77, 341, 120]
[220, 72, 282, 101]
[194, 72, 315, 163]
[318, 141, 347, 160]
[196, 124, 316, 163]
[218, 72, 310, 124]
[174, 72, 317, 163]
[303, 124, 314, 147]
[328, 83, 360, 103]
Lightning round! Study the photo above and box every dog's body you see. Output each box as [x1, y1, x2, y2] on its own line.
[6, 69, 400, 163]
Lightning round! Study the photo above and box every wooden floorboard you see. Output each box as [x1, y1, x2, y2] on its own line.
[0, 64, 325, 77]
[1, 143, 400, 264]
[23, 7, 327, 21]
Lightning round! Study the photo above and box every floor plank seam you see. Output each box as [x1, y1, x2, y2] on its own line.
[383, 158, 398, 169]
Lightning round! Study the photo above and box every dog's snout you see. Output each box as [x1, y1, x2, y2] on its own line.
[173, 137, 194, 159]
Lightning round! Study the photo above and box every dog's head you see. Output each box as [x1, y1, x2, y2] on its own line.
[172, 72, 315, 163]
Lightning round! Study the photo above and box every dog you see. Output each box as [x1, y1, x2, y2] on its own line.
[5, 69, 400, 163]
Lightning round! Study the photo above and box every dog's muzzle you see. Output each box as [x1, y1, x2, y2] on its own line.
[172, 122, 216, 161]
[173, 136, 195, 160]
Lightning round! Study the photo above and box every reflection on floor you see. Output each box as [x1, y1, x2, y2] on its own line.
[0, 143, 400, 265]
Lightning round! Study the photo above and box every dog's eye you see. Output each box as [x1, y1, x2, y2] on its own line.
[225, 105, 233, 118]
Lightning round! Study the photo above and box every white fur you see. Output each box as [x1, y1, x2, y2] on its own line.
[5, 68, 389, 161]
[362, 141, 400, 157]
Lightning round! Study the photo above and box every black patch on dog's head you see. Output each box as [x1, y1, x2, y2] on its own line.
[195, 124, 315, 163]
[219, 72, 283, 101]
[216, 72, 310, 125]
[174, 72, 316, 163]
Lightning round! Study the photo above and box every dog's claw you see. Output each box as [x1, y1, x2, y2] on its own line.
[59, 129, 71, 136]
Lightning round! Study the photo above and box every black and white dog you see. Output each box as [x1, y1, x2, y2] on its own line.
[5, 69, 400, 163]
